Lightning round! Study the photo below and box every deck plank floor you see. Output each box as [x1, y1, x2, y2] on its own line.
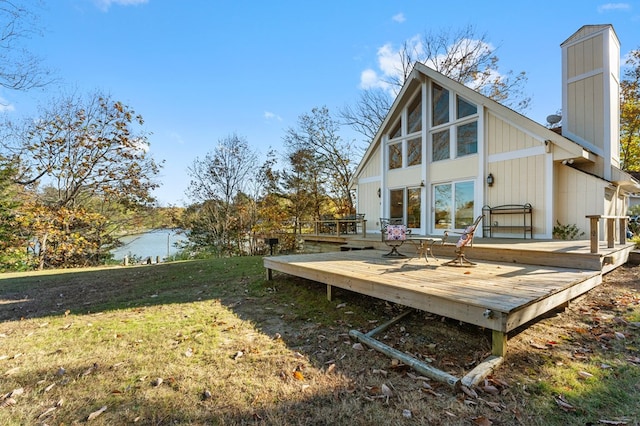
[264, 249, 602, 335]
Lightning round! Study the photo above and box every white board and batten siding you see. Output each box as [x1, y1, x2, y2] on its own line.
[355, 145, 382, 233]
[485, 112, 549, 237]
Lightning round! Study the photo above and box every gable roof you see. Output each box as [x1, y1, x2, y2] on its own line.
[353, 62, 592, 181]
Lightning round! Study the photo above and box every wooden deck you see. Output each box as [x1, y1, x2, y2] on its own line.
[263, 240, 635, 387]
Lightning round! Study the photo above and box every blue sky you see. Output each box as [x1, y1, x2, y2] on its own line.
[3, 0, 640, 206]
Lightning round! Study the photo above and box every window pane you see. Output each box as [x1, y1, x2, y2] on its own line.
[432, 129, 450, 161]
[407, 188, 421, 228]
[456, 121, 477, 157]
[390, 189, 404, 220]
[432, 83, 449, 126]
[434, 184, 451, 229]
[407, 93, 422, 134]
[388, 142, 402, 169]
[390, 120, 402, 139]
[454, 181, 474, 229]
[407, 137, 421, 166]
[457, 96, 477, 119]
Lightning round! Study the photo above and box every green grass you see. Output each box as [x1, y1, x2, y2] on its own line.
[1, 257, 640, 425]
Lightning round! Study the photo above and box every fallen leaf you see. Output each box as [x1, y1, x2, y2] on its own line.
[325, 364, 335, 374]
[2, 388, 24, 399]
[293, 370, 304, 381]
[352, 343, 364, 351]
[482, 384, 500, 395]
[472, 416, 493, 425]
[578, 371, 594, 379]
[87, 405, 107, 421]
[381, 383, 393, 398]
[554, 395, 575, 412]
[152, 377, 163, 387]
[37, 406, 56, 419]
[0, 398, 16, 408]
[461, 385, 478, 399]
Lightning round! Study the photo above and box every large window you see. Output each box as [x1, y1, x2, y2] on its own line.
[388, 142, 402, 169]
[457, 121, 477, 157]
[433, 181, 474, 232]
[430, 85, 478, 162]
[407, 137, 422, 166]
[432, 129, 450, 161]
[389, 187, 421, 229]
[432, 83, 449, 126]
[407, 94, 422, 134]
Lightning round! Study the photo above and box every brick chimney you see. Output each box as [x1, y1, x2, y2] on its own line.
[561, 24, 620, 180]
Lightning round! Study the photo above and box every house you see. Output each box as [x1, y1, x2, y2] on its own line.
[352, 24, 640, 239]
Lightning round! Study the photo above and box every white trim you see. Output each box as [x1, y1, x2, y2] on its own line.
[543, 153, 554, 239]
[487, 146, 546, 163]
[566, 68, 603, 84]
[358, 175, 381, 184]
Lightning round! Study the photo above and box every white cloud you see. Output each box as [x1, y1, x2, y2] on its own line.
[597, 3, 631, 13]
[360, 34, 498, 97]
[392, 13, 405, 23]
[93, 0, 149, 12]
[264, 111, 282, 122]
[169, 131, 185, 145]
[0, 97, 15, 112]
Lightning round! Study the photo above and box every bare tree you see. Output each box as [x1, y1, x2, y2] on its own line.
[187, 133, 258, 256]
[0, 0, 53, 91]
[340, 25, 530, 142]
[284, 107, 357, 216]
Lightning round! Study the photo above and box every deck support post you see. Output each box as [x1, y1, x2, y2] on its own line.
[327, 284, 332, 301]
[266, 267, 272, 281]
[492, 330, 507, 357]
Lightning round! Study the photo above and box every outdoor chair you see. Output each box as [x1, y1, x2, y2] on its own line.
[380, 218, 410, 257]
[442, 215, 484, 266]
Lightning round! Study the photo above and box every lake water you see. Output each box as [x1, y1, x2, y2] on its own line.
[111, 229, 188, 261]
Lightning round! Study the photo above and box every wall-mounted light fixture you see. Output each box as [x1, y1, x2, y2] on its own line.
[377, 188, 381, 198]
[561, 159, 574, 165]
[486, 173, 494, 187]
[420, 180, 425, 187]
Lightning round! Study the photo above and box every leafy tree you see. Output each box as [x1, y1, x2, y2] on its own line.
[621, 48, 640, 172]
[15, 202, 113, 269]
[186, 133, 258, 256]
[340, 25, 530, 142]
[14, 91, 162, 208]
[283, 107, 357, 217]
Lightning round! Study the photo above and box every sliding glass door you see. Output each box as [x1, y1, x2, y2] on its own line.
[433, 181, 474, 233]
[389, 187, 422, 230]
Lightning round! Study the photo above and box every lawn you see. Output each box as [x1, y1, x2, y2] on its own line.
[1, 257, 639, 425]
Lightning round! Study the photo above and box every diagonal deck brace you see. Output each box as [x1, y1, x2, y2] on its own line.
[349, 309, 504, 389]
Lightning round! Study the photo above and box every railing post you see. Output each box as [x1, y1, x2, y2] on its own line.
[587, 215, 600, 254]
[606, 218, 615, 248]
[618, 217, 627, 244]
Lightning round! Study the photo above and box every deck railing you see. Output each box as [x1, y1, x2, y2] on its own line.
[296, 218, 367, 237]
[585, 215, 628, 253]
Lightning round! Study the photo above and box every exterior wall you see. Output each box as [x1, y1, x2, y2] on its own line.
[430, 155, 479, 182]
[358, 145, 382, 179]
[485, 113, 549, 237]
[487, 113, 540, 155]
[555, 164, 608, 238]
[355, 145, 382, 233]
[356, 180, 381, 233]
[562, 25, 620, 180]
[486, 156, 547, 237]
[388, 166, 422, 188]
